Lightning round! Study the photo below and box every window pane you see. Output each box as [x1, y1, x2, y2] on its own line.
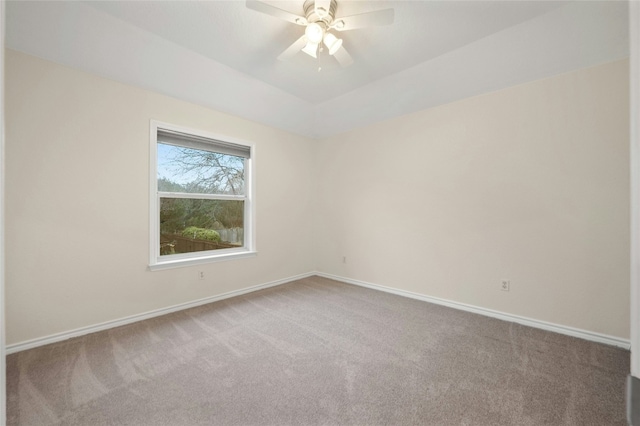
[159, 198, 244, 256]
[158, 143, 245, 195]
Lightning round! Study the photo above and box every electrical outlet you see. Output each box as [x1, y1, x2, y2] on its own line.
[343, 256, 347, 264]
[501, 280, 510, 292]
[198, 271, 205, 280]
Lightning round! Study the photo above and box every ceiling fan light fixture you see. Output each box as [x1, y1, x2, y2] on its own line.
[301, 41, 319, 58]
[323, 32, 342, 55]
[305, 22, 324, 44]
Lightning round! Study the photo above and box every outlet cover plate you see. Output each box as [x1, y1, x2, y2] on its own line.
[501, 280, 510, 291]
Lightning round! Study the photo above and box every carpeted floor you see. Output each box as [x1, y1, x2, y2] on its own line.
[6, 275, 630, 425]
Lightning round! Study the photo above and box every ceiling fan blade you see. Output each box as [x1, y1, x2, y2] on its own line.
[332, 8, 394, 31]
[277, 36, 307, 61]
[246, 0, 307, 26]
[333, 45, 354, 67]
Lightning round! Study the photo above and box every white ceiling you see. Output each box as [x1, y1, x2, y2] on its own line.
[84, 0, 569, 103]
[5, 0, 630, 139]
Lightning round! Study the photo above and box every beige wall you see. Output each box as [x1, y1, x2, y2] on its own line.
[314, 59, 630, 339]
[5, 49, 315, 345]
[5, 49, 631, 346]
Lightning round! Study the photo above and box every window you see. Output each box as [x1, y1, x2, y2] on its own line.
[149, 121, 255, 270]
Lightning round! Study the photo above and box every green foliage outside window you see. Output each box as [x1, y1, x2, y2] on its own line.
[181, 226, 221, 242]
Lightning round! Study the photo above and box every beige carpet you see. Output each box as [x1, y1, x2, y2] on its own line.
[6, 276, 629, 425]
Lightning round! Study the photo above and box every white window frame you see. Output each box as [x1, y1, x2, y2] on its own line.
[149, 120, 256, 271]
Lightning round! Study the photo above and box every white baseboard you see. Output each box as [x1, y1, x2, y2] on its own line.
[315, 271, 631, 350]
[6, 272, 314, 354]
[7, 271, 630, 354]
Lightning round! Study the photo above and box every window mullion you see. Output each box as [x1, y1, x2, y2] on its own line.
[158, 191, 246, 201]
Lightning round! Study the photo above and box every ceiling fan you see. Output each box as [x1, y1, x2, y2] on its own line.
[246, 0, 394, 68]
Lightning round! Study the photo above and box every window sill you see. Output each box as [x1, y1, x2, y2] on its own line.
[149, 250, 257, 271]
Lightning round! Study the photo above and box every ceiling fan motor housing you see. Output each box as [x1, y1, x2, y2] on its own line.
[303, 0, 338, 25]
